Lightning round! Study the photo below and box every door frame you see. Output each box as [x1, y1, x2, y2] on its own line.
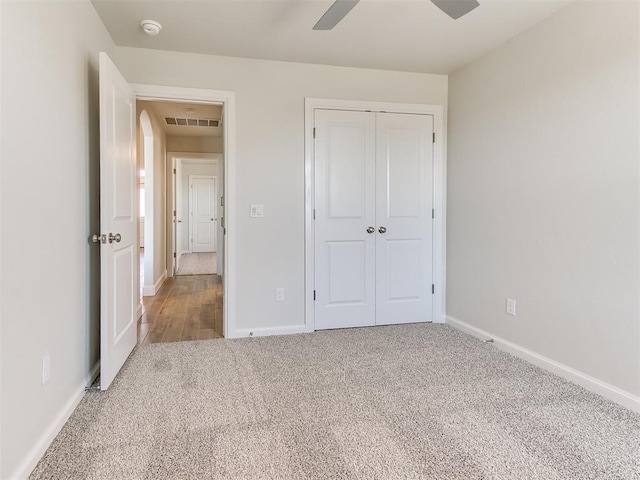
[168, 154, 222, 275]
[188, 174, 216, 254]
[132, 84, 236, 338]
[304, 97, 446, 332]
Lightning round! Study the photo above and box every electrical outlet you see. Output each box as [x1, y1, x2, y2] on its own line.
[506, 298, 516, 316]
[276, 288, 285, 302]
[42, 354, 51, 385]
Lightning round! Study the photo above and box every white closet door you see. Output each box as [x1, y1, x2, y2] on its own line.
[314, 109, 376, 330]
[375, 113, 434, 325]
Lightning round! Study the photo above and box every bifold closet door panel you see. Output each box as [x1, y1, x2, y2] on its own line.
[314, 109, 377, 330]
[375, 113, 434, 325]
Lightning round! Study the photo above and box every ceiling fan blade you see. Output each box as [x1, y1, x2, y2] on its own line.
[431, 0, 479, 19]
[313, 0, 360, 30]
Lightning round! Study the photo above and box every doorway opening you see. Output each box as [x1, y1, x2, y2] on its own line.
[98, 54, 237, 390]
[136, 99, 226, 343]
[174, 157, 223, 277]
[138, 109, 155, 302]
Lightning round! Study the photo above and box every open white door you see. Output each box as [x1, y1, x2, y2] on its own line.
[99, 52, 137, 390]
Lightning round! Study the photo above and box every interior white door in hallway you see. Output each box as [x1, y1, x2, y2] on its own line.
[98, 52, 137, 390]
[190, 176, 216, 253]
[314, 109, 434, 330]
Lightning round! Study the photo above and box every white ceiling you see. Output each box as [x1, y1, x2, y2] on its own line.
[91, 0, 572, 74]
[140, 100, 223, 137]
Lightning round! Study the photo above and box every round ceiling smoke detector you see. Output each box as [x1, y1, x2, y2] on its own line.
[141, 20, 162, 36]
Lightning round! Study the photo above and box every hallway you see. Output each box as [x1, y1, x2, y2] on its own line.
[138, 275, 223, 344]
[176, 252, 217, 276]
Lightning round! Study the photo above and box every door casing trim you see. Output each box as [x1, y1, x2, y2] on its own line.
[132, 84, 236, 339]
[304, 97, 446, 332]
[167, 153, 222, 276]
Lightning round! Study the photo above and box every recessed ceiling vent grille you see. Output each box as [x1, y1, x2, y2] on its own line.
[165, 117, 220, 127]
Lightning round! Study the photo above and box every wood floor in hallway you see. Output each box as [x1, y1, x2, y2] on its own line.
[138, 275, 223, 344]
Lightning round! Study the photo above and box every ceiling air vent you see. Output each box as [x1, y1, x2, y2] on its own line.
[164, 117, 220, 128]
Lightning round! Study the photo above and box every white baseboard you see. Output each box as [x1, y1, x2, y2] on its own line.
[446, 315, 640, 413]
[157, 270, 167, 291]
[231, 324, 307, 339]
[9, 361, 99, 480]
[142, 270, 167, 297]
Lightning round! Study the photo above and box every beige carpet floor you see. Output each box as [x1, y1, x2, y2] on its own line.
[30, 324, 640, 479]
[176, 252, 216, 275]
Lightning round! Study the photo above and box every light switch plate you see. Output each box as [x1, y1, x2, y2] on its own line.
[506, 298, 516, 316]
[250, 204, 264, 218]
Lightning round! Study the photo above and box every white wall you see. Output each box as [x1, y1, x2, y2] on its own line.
[136, 116, 145, 250]
[167, 135, 223, 153]
[0, 1, 116, 477]
[447, 1, 639, 398]
[137, 101, 167, 293]
[139, 184, 145, 248]
[115, 47, 448, 332]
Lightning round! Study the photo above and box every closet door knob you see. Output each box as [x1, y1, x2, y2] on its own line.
[378, 226, 387, 234]
[366, 226, 375, 234]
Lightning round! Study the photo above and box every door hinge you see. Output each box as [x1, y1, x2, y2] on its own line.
[313, 209, 316, 220]
[432, 208, 435, 219]
[313, 290, 316, 301]
[221, 196, 224, 207]
[432, 284, 435, 294]
[173, 168, 176, 174]
[173, 252, 176, 258]
[433, 132, 436, 143]
[313, 127, 316, 139]
[173, 210, 176, 217]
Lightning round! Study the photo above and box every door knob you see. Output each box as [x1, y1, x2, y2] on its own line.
[92, 234, 106, 244]
[108, 233, 121, 243]
[378, 226, 387, 234]
[366, 226, 375, 234]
